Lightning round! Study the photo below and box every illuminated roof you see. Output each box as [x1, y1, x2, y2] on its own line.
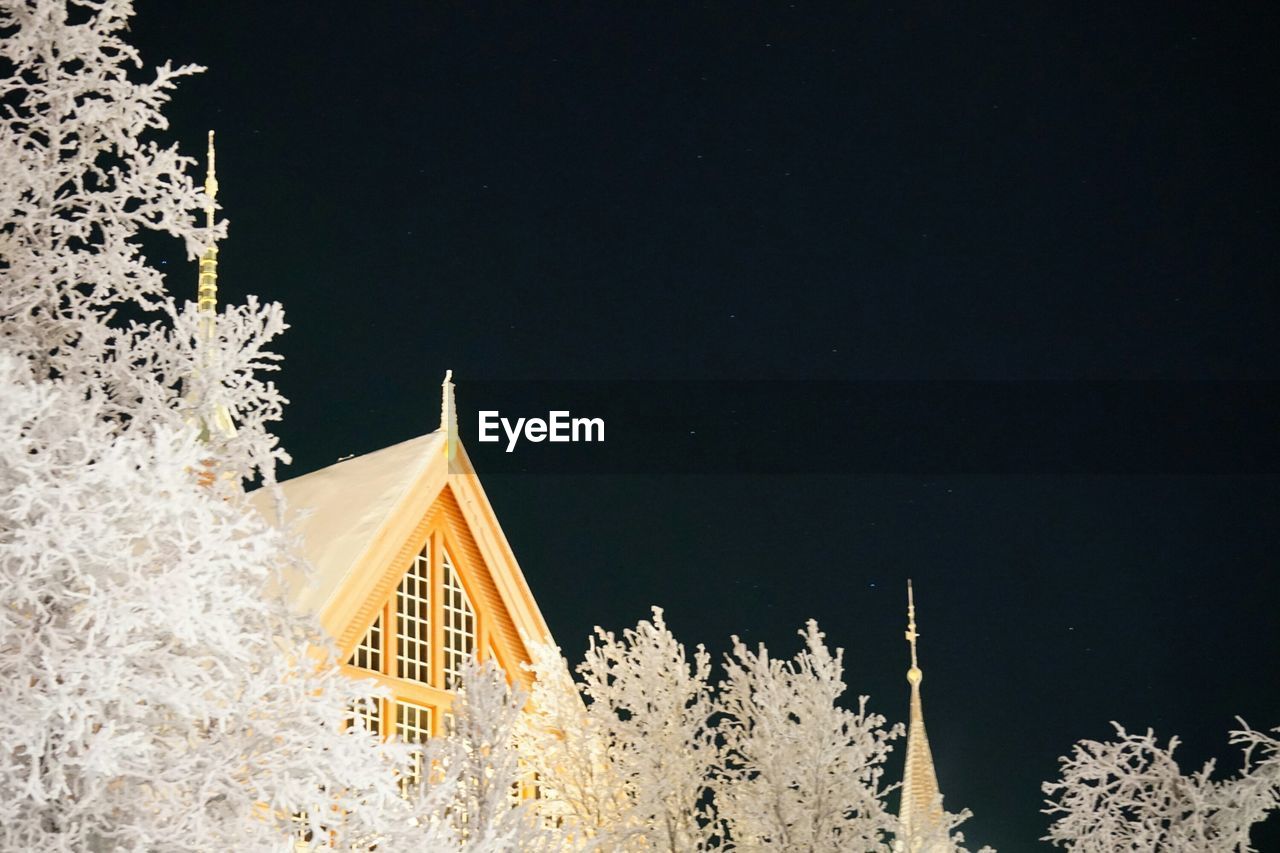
[250, 431, 446, 614]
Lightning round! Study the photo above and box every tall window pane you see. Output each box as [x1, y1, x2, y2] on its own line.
[396, 545, 430, 683]
[441, 549, 476, 690]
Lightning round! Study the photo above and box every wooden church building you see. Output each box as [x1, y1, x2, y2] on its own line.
[250, 373, 550, 742]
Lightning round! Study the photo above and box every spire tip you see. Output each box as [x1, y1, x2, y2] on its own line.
[204, 130, 218, 205]
[905, 579, 921, 683]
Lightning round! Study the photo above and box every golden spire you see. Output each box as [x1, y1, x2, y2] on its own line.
[899, 579, 944, 850]
[197, 130, 219, 342]
[192, 131, 234, 441]
[441, 370, 457, 461]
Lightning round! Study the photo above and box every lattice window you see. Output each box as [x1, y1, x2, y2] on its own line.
[441, 549, 476, 690]
[396, 545, 431, 683]
[396, 701, 433, 790]
[348, 614, 382, 672]
[349, 696, 381, 736]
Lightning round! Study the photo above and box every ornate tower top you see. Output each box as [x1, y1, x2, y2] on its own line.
[899, 580, 944, 850]
[197, 131, 219, 332]
[192, 131, 235, 441]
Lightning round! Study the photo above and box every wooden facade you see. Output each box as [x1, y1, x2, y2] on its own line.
[251, 423, 551, 740]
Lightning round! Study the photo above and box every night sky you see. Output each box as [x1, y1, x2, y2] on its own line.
[132, 3, 1279, 848]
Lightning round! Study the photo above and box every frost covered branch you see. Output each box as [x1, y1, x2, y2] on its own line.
[1042, 721, 1280, 852]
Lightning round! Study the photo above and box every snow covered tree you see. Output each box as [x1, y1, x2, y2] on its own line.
[1, 0, 212, 380]
[521, 609, 720, 852]
[434, 659, 555, 851]
[714, 621, 902, 852]
[1042, 721, 1280, 852]
[0, 346, 450, 850]
[522, 611, 990, 853]
[328, 660, 559, 852]
[0, 1, 445, 849]
[0, 0, 286, 481]
[519, 641, 635, 850]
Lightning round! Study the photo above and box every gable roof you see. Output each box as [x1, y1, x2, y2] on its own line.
[248, 429, 551, 651]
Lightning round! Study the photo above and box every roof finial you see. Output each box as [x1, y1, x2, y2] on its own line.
[197, 130, 219, 339]
[204, 130, 218, 223]
[441, 370, 457, 460]
[906, 579, 922, 685]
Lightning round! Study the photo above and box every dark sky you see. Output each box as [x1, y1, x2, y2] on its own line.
[133, 3, 1279, 848]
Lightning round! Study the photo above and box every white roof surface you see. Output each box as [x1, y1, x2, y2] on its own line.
[249, 431, 446, 613]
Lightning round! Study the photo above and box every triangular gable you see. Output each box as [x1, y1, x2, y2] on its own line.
[336, 481, 537, 689]
[252, 431, 550, 698]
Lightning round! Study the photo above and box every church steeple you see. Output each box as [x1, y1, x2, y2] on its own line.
[899, 580, 945, 850]
[193, 131, 235, 441]
[197, 130, 219, 343]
